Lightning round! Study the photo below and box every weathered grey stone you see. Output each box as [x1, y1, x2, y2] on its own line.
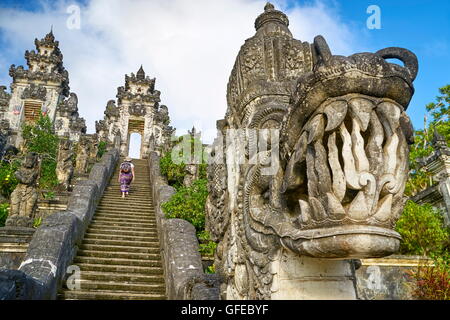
[7, 152, 39, 226]
[0, 227, 35, 269]
[96, 68, 175, 158]
[181, 274, 222, 300]
[18, 211, 81, 300]
[56, 138, 74, 191]
[164, 218, 204, 299]
[207, 3, 418, 299]
[147, 152, 219, 300]
[355, 255, 424, 300]
[0, 269, 40, 300]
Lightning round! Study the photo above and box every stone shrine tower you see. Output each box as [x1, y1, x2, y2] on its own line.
[4, 30, 85, 146]
[96, 66, 174, 158]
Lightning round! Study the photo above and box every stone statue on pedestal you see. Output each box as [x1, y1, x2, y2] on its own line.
[75, 137, 90, 175]
[56, 138, 74, 191]
[6, 152, 39, 227]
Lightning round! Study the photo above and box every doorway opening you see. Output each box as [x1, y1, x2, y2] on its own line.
[128, 132, 142, 159]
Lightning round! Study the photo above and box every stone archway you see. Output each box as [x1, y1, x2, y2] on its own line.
[96, 67, 175, 159]
[127, 120, 144, 158]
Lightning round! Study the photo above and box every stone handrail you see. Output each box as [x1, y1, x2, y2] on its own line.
[0, 148, 119, 300]
[147, 151, 219, 300]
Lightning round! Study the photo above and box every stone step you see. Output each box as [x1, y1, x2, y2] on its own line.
[98, 196, 153, 202]
[86, 228, 158, 237]
[95, 207, 155, 214]
[94, 212, 156, 220]
[94, 212, 156, 219]
[77, 249, 161, 260]
[89, 220, 157, 228]
[59, 290, 166, 300]
[78, 271, 164, 283]
[91, 218, 156, 226]
[80, 243, 160, 253]
[100, 195, 152, 200]
[81, 238, 159, 247]
[98, 200, 153, 207]
[104, 187, 152, 197]
[91, 216, 157, 224]
[88, 224, 158, 233]
[74, 263, 163, 274]
[84, 233, 159, 242]
[74, 256, 162, 267]
[74, 280, 165, 293]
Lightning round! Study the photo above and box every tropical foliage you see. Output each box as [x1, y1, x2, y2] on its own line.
[21, 114, 59, 189]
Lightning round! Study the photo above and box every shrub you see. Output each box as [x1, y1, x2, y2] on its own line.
[407, 254, 450, 300]
[162, 179, 208, 232]
[197, 230, 217, 256]
[97, 140, 107, 159]
[159, 135, 207, 188]
[0, 203, 8, 227]
[160, 150, 186, 189]
[0, 159, 20, 198]
[395, 200, 449, 256]
[22, 114, 59, 189]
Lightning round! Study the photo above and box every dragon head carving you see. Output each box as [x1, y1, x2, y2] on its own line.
[206, 4, 418, 299]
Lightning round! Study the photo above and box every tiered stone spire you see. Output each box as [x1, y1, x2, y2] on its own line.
[10, 29, 69, 97]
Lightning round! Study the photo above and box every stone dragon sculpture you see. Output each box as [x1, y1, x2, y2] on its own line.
[206, 4, 417, 299]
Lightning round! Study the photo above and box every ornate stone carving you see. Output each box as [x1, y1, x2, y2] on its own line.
[21, 84, 47, 101]
[0, 86, 11, 111]
[207, 4, 418, 300]
[128, 104, 147, 117]
[105, 100, 119, 118]
[155, 105, 170, 125]
[6, 152, 39, 227]
[58, 92, 78, 115]
[75, 136, 90, 174]
[0, 120, 11, 160]
[56, 138, 74, 191]
[183, 164, 199, 187]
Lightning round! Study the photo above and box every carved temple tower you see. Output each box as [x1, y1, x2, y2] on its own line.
[96, 66, 174, 158]
[4, 30, 85, 146]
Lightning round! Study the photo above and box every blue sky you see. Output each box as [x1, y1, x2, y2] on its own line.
[286, 0, 450, 130]
[0, 0, 448, 143]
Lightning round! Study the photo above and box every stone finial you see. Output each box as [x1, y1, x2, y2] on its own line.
[264, 2, 275, 11]
[255, 1, 289, 30]
[137, 65, 146, 80]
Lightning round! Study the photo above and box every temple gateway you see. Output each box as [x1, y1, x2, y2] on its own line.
[2, 3, 442, 302]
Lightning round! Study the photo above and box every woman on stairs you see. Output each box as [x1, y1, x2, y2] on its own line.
[118, 156, 135, 198]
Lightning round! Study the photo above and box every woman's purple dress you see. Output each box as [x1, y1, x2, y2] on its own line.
[119, 171, 133, 193]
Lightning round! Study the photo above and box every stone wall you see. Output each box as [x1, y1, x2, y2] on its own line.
[355, 255, 427, 300]
[148, 151, 220, 300]
[0, 149, 119, 300]
[0, 227, 35, 270]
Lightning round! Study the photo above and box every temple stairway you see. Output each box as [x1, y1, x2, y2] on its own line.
[59, 159, 166, 300]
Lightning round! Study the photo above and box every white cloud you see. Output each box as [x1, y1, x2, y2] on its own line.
[0, 0, 360, 145]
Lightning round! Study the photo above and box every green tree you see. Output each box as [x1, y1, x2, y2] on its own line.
[0, 159, 20, 198]
[22, 114, 59, 189]
[160, 134, 207, 189]
[396, 201, 449, 256]
[406, 85, 450, 197]
[97, 140, 107, 159]
[161, 179, 208, 232]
